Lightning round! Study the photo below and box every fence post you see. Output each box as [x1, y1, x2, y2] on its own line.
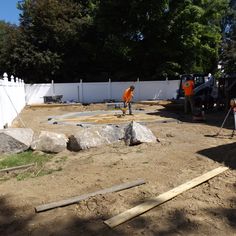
[79, 79, 83, 103]
[0, 77, 4, 129]
[1, 73, 9, 128]
[3, 72, 8, 85]
[10, 75, 14, 83]
[165, 76, 169, 99]
[136, 77, 141, 101]
[51, 80, 55, 96]
[108, 78, 112, 101]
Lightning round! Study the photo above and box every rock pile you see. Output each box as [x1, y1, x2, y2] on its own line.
[0, 122, 157, 154]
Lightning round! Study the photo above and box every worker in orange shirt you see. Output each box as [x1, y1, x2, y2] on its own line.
[122, 85, 135, 115]
[182, 77, 195, 114]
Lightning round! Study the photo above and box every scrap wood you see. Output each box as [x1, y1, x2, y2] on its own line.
[35, 179, 146, 213]
[104, 166, 228, 228]
[0, 163, 35, 173]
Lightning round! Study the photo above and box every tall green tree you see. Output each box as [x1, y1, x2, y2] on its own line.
[94, 0, 229, 79]
[0, 21, 19, 77]
[15, 0, 97, 82]
[219, 0, 236, 75]
[0, 0, 230, 82]
[165, 0, 229, 74]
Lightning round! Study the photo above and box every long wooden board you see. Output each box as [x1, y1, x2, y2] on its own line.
[35, 179, 145, 213]
[104, 166, 228, 228]
[0, 163, 35, 173]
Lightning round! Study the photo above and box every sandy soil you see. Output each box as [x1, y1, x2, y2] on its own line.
[0, 102, 236, 236]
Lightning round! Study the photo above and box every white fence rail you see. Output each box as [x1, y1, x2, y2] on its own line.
[0, 73, 26, 129]
[0, 75, 180, 129]
[25, 79, 180, 105]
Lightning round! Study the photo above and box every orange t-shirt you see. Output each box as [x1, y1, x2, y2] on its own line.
[122, 88, 134, 102]
[182, 80, 194, 96]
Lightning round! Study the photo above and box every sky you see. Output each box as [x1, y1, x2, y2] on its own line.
[0, 0, 21, 25]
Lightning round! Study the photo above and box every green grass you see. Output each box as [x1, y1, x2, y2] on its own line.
[0, 151, 64, 181]
[0, 151, 53, 169]
[16, 167, 63, 181]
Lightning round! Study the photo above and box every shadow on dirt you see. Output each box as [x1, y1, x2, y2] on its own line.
[1, 190, 235, 235]
[127, 209, 199, 236]
[26, 215, 126, 236]
[146, 110, 180, 120]
[197, 142, 236, 169]
[206, 183, 236, 229]
[197, 144, 236, 230]
[0, 197, 34, 235]
[206, 197, 236, 229]
[0, 194, 125, 236]
[151, 101, 236, 130]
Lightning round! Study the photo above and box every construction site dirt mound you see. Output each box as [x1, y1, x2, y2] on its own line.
[1, 102, 235, 236]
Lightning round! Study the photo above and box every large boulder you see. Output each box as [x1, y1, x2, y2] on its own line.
[124, 121, 157, 146]
[31, 131, 68, 153]
[0, 128, 34, 154]
[68, 125, 124, 151]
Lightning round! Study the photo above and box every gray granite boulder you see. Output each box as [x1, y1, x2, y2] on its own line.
[68, 125, 124, 151]
[0, 128, 34, 154]
[124, 121, 157, 146]
[31, 131, 68, 153]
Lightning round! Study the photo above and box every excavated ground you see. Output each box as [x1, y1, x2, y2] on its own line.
[0, 102, 235, 236]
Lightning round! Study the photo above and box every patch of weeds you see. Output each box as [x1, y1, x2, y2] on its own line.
[16, 167, 63, 181]
[142, 162, 149, 164]
[37, 167, 63, 177]
[16, 172, 32, 181]
[0, 177, 10, 182]
[0, 151, 60, 181]
[54, 156, 67, 163]
[0, 151, 53, 169]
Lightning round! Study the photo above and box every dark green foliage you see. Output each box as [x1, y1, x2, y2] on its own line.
[220, 0, 236, 75]
[0, 21, 19, 76]
[0, 0, 230, 82]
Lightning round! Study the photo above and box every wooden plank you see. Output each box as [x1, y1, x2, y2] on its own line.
[104, 166, 228, 228]
[35, 179, 146, 213]
[0, 163, 35, 173]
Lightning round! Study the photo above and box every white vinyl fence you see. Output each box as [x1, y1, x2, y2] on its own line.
[0, 73, 26, 129]
[0, 74, 180, 129]
[25, 79, 180, 104]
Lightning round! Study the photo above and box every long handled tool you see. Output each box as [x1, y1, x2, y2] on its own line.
[215, 107, 232, 136]
[214, 98, 236, 137]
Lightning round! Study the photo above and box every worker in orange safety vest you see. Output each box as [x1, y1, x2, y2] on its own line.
[182, 77, 195, 114]
[122, 85, 135, 115]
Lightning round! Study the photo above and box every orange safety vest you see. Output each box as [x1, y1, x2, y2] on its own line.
[182, 80, 194, 96]
[122, 88, 134, 102]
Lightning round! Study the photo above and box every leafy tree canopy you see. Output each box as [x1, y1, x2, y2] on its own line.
[0, 0, 231, 82]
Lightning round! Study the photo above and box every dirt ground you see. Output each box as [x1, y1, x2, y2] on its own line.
[0, 102, 236, 236]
